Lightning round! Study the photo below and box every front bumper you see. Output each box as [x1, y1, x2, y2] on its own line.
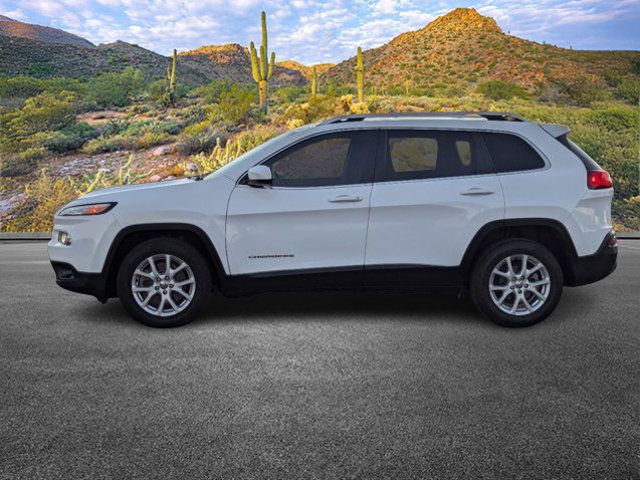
[566, 230, 617, 287]
[51, 262, 109, 303]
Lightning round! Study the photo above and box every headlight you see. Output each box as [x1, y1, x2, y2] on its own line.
[59, 202, 116, 216]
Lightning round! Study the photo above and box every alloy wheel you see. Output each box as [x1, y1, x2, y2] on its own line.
[489, 254, 551, 316]
[131, 254, 196, 317]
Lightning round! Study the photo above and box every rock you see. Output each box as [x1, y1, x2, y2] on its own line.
[151, 145, 173, 156]
[148, 175, 162, 182]
[162, 175, 176, 181]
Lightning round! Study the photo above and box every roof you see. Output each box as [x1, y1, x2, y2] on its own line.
[319, 112, 527, 125]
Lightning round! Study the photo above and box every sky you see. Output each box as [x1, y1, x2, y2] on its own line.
[1, 0, 639, 64]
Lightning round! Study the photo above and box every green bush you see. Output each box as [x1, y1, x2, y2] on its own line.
[85, 67, 145, 108]
[478, 80, 528, 100]
[0, 91, 78, 163]
[616, 78, 640, 104]
[191, 80, 236, 103]
[41, 122, 99, 153]
[553, 76, 607, 106]
[82, 119, 181, 154]
[0, 75, 87, 100]
[1, 153, 37, 177]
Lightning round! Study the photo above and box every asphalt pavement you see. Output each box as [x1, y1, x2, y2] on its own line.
[1, 241, 638, 479]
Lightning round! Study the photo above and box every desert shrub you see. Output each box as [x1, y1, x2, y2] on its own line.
[613, 196, 640, 231]
[2, 171, 77, 232]
[553, 76, 608, 106]
[73, 156, 151, 195]
[616, 78, 640, 104]
[274, 86, 306, 103]
[85, 67, 145, 108]
[0, 91, 78, 171]
[1, 154, 36, 177]
[146, 79, 168, 103]
[184, 125, 282, 176]
[82, 119, 181, 154]
[202, 84, 256, 124]
[191, 80, 236, 103]
[41, 122, 99, 153]
[1, 91, 77, 136]
[177, 121, 231, 155]
[478, 80, 528, 100]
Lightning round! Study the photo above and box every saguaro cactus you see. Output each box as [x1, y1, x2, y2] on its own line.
[310, 65, 317, 99]
[166, 49, 177, 106]
[249, 11, 276, 113]
[355, 46, 364, 102]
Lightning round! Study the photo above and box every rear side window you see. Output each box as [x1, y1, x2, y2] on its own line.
[379, 130, 492, 181]
[265, 130, 377, 187]
[482, 133, 545, 173]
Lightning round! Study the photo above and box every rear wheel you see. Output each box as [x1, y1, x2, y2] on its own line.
[117, 238, 211, 327]
[470, 240, 563, 327]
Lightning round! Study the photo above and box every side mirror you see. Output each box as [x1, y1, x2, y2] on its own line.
[247, 165, 272, 187]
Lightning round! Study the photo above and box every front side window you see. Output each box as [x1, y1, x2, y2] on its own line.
[379, 130, 491, 181]
[482, 133, 545, 173]
[264, 131, 377, 187]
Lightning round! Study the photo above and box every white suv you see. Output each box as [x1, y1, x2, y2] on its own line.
[48, 112, 617, 328]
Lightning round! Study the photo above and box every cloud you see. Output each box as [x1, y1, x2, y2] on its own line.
[1, 8, 27, 20]
[3, 0, 639, 63]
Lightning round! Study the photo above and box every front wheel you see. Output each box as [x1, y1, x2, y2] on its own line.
[470, 240, 563, 327]
[117, 238, 211, 328]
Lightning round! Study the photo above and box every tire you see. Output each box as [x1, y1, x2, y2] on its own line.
[116, 238, 211, 328]
[470, 239, 563, 328]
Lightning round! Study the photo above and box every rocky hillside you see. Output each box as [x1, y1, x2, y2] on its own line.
[0, 35, 210, 84]
[0, 15, 94, 48]
[179, 44, 307, 86]
[323, 8, 640, 92]
[277, 60, 335, 80]
[0, 18, 306, 87]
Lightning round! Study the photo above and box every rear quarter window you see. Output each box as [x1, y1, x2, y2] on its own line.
[482, 133, 545, 173]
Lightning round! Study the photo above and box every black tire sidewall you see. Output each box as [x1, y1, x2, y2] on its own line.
[117, 238, 211, 328]
[470, 240, 563, 328]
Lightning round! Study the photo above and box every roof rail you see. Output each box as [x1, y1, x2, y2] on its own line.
[319, 112, 526, 125]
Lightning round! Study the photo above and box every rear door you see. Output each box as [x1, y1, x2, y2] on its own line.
[226, 129, 379, 275]
[365, 129, 504, 269]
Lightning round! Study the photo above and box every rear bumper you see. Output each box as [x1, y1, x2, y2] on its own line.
[566, 231, 617, 287]
[51, 262, 108, 303]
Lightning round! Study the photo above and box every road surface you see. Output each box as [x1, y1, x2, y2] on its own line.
[1, 241, 638, 479]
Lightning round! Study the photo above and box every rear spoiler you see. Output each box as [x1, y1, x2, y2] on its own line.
[539, 123, 570, 138]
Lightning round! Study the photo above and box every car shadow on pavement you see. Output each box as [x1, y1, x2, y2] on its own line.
[76, 291, 482, 327]
[201, 291, 480, 324]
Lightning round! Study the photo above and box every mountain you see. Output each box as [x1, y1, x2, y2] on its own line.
[0, 16, 94, 48]
[277, 60, 335, 80]
[0, 18, 306, 87]
[179, 44, 307, 86]
[322, 8, 640, 92]
[0, 35, 210, 84]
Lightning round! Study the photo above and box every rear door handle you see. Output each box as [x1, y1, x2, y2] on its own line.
[459, 187, 495, 196]
[328, 194, 363, 203]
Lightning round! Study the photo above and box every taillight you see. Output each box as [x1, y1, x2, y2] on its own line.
[587, 170, 613, 189]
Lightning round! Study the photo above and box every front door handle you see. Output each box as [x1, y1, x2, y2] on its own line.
[460, 187, 495, 196]
[328, 194, 363, 203]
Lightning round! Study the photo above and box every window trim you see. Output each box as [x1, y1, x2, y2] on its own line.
[374, 128, 496, 184]
[237, 128, 380, 189]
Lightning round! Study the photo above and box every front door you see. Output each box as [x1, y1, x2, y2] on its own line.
[226, 130, 379, 275]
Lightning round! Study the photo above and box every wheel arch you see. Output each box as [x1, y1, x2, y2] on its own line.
[461, 218, 579, 285]
[102, 223, 226, 298]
